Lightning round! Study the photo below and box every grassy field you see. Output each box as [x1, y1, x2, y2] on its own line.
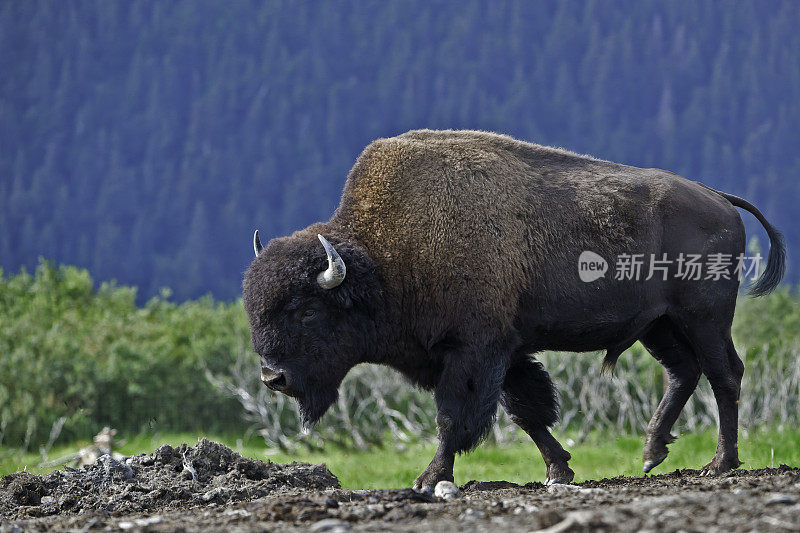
[3, 427, 798, 489]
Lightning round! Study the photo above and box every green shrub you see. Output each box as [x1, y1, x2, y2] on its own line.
[0, 261, 249, 447]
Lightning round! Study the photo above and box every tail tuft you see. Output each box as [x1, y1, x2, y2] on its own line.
[712, 189, 786, 297]
[749, 225, 786, 297]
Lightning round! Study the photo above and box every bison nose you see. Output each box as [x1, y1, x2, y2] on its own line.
[261, 368, 287, 391]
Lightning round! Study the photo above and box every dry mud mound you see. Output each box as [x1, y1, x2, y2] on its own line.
[0, 439, 338, 519]
[1, 446, 799, 532]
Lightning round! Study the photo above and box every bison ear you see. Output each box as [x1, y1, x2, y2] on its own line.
[253, 230, 263, 257]
[334, 289, 353, 309]
[328, 246, 381, 312]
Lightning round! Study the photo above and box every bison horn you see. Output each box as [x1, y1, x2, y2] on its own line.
[253, 230, 263, 257]
[317, 234, 346, 289]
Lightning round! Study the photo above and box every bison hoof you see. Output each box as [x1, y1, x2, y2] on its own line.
[699, 456, 743, 476]
[545, 463, 575, 485]
[413, 470, 453, 494]
[642, 453, 668, 473]
[642, 434, 675, 473]
[414, 484, 435, 495]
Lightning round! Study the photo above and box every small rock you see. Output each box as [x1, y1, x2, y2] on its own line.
[434, 480, 461, 500]
[223, 509, 251, 518]
[765, 493, 797, 505]
[40, 496, 56, 505]
[98, 454, 134, 480]
[458, 508, 486, 521]
[118, 517, 162, 530]
[201, 487, 226, 502]
[309, 518, 351, 532]
[513, 504, 540, 515]
[365, 503, 385, 514]
[547, 483, 582, 493]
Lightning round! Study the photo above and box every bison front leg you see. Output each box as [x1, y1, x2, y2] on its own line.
[500, 356, 573, 484]
[413, 344, 509, 493]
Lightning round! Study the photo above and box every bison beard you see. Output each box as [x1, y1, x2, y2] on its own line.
[243, 129, 785, 492]
[296, 386, 338, 430]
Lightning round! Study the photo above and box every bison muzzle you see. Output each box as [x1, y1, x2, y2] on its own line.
[243, 129, 785, 492]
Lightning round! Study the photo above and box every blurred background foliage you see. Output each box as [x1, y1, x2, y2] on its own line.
[0, 262, 247, 447]
[2, 262, 798, 450]
[1, 0, 798, 302]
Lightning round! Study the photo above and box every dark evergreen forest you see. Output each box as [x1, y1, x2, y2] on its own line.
[1, 0, 798, 302]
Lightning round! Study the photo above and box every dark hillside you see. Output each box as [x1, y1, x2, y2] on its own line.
[1, 0, 797, 301]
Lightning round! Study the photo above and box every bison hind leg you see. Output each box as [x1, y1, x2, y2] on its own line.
[680, 325, 743, 475]
[501, 355, 573, 484]
[640, 316, 701, 472]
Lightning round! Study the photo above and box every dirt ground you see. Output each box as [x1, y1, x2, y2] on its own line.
[1, 440, 798, 532]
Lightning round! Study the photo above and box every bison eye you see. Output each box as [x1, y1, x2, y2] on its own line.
[298, 305, 324, 326]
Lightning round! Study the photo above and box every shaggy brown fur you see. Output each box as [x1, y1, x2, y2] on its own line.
[243, 129, 785, 491]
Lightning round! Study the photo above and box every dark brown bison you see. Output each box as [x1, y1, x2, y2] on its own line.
[243, 129, 785, 491]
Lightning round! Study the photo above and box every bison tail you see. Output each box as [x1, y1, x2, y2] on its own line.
[717, 191, 786, 297]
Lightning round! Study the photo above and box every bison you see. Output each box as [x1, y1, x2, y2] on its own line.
[243, 129, 785, 491]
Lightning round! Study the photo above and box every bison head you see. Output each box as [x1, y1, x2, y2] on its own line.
[243, 228, 384, 426]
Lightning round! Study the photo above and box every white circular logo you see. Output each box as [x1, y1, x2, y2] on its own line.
[578, 251, 608, 282]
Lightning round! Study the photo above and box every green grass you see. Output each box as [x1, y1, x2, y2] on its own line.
[3, 428, 799, 488]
